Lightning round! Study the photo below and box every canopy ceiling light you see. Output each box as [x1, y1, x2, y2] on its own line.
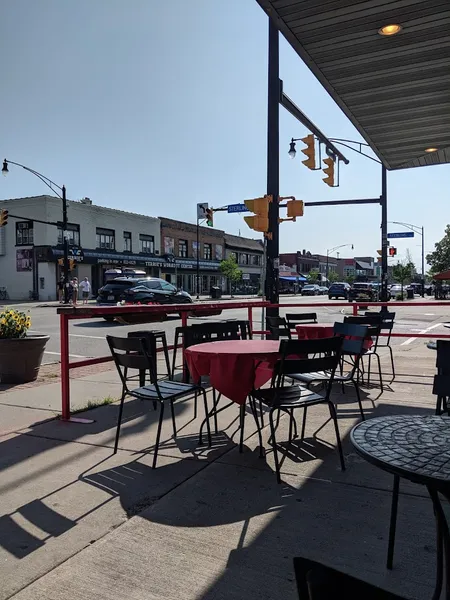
[378, 24, 402, 36]
[425, 147, 438, 153]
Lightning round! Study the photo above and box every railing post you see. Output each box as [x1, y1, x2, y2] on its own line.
[60, 313, 70, 421]
[353, 303, 358, 316]
[247, 306, 253, 336]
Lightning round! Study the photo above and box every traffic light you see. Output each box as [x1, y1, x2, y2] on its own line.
[58, 258, 64, 266]
[322, 157, 335, 187]
[69, 259, 76, 270]
[301, 134, 315, 170]
[389, 247, 397, 257]
[286, 199, 304, 219]
[244, 195, 271, 233]
[205, 207, 214, 227]
[0, 209, 9, 227]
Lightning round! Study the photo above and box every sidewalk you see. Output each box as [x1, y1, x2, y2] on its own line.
[0, 342, 440, 600]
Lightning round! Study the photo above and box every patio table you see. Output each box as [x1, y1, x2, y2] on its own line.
[351, 415, 450, 600]
[296, 322, 373, 350]
[185, 339, 280, 405]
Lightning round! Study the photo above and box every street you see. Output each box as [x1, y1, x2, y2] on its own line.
[19, 295, 450, 364]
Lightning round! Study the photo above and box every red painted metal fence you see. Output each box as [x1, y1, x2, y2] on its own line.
[57, 300, 450, 421]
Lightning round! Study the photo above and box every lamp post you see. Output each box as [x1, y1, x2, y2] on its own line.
[390, 221, 425, 297]
[326, 243, 353, 280]
[2, 159, 70, 303]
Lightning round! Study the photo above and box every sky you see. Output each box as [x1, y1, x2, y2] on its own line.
[2, 0, 449, 268]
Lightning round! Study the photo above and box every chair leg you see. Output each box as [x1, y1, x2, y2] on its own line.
[259, 399, 264, 427]
[269, 408, 281, 484]
[239, 402, 246, 453]
[388, 345, 395, 380]
[170, 400, 177, 437]
[193, 391, 198, 419]
[386, 474, 400, 570]
[202, 389, 212, 447]
[163, 340, 171, 379]
[352, 379, 365, 421]
[171, 332, 179, 378]
[367, 354, 372, 386]
[301, 406, 308, 440]
[113, 391, 126, 454]
[152, 401, 165, 469]
[375, 352, 383, 392]
[249, 397, 264, 458]
[212, 388, 219, 434]
[288, 408, 295, 443]
[328, 402, 345, 471]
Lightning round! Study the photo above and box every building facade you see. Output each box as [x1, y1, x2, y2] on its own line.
[224, 234, 263, 293]
[279, 250, 320, 276]
[159, 217, 225, 295]
[0, 196, 162, 300]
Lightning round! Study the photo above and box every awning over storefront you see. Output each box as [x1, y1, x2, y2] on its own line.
[280, 275, 306, 282]
[433, 270, 450, 280]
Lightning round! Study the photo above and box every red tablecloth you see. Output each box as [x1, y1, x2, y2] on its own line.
[185, 339, 281, 405]
[296, 323, 334, 340]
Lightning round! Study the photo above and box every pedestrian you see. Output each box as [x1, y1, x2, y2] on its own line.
[79, 276, 91, 304]
[57, 276, 64, 303]
[72, 277, 79, 305]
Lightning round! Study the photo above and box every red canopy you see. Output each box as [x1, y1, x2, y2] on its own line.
[433, 270, 450, 280]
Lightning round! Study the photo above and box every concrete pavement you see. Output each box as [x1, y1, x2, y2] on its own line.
[0, 338, 442, 600]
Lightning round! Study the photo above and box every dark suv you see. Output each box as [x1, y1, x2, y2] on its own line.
[97, 277, 193, 305]
[348, 282, 378, 302]
[328, 282, 350, 299]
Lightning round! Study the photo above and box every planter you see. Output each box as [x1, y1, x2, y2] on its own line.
[0, 335, 50, 383]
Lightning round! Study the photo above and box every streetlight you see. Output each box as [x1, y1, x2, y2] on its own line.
[326, 243, 353, 280]
[390, 220, 425, 297]
[2, 159, 70, 303]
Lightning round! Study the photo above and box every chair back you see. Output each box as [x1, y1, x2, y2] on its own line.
[344, 316, 381, 349]
[365, 311, 395, 345]
[107, 335, 160, 395]
[275, 337, 343, 399]
[436, 340, 450, 374]
[183, 321, 241, 348]
[221, 319, 252, 339]
[433, 374, 450, 398]
[267, 316, 291, 339]
[285, 313, 318, 329]
[333, 322, 368, 358]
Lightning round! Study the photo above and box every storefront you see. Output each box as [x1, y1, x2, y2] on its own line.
[161, 257, 223, 294]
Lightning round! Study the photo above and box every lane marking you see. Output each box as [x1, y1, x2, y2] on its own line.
[424, 313, 435, 316]
[44, 351, 88, 358]
[400, 323, 442, 346]
[69, 333, 107, 340]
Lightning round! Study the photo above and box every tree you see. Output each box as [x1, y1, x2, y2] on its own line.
[392, 261, 413, 298]
[426, 224, 450, 276]
[328, 270, 340, 283]
[345, 274, 355, 285]
[219, 255, 242, 296]
[307, 269, 320, 283]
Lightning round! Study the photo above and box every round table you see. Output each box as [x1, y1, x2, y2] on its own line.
[351, 415, 450, 599]
[296, 323, 334, 340]
[185, 339, 281, 405]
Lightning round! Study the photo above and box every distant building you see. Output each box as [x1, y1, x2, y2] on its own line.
[224, 234, 263, 292]
[279, 250, 319, 276]
[312, 253, 338, 278]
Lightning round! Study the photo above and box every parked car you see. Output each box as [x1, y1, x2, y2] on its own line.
[301, 284, 320, 296]
[328, 282, 351, 299]
[97, 277, 193, 306]
[318, 285, 329, 295]
[348, 282, 379, 302]
[389, 284, 413, 299]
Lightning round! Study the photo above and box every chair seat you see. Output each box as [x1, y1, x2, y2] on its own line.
[253, 384, 325, 407]
[290, 371, 351, 384]
[131, 380, 199, 401]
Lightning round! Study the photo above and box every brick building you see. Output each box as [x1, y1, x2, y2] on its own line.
[224, 234, 263, 293]
[279, 250, 319, 275]
[159, 217, 225, 294]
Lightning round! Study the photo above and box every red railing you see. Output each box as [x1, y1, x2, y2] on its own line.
[57, 299, 450, 421]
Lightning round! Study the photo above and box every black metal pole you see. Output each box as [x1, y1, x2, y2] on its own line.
[380, 165, 388, 303]
[422, 226, 425, 297]
[326, 252, 329, 281]
[265, 18, 280, 323]
[62, 185, 70, 304]
[196, 219, 200, 299]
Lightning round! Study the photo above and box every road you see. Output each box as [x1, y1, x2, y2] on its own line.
[19, 295, 450, 365]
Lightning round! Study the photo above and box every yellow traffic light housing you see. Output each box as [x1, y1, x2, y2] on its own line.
[244, 195, 271, 233]
[0, 209, 9, 227]
[69, 259, 76, 270]
[322, 157, 335, 187]
[58, 258, 64, 266]
[286, 199, 304, 219]
[301, 134, 316, 170]
[205, 207, 214, 227]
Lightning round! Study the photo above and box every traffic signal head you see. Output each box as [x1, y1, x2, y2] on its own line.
[58, 258, 64, 266]
[205, 207, 214, 227]
[286, 199, 304, 219]
[244, 195, 271, 233]
[0, 209, 9, 227]
[389, 247, 397, 257]
[301, 134, 316, 170]
[322, 157, 335, 187]
[69, 259, 76, 270]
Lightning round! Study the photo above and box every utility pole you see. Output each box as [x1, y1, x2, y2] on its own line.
[62, 185, 70, 303]
[196, 219, 200, 299]
[380, 165, 389, 303]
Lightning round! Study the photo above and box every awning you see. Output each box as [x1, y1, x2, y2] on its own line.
[280, 275, 306, 282]
[256, 1, 450, 170]
[433, 270, 450, 280]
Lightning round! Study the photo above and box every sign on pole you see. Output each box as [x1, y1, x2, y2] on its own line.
[227, 203, 250, 213]
[387, 231, 414, 239]
[197, 203, 208, 220]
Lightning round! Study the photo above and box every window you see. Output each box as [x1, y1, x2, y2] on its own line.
[161, 280, 177, 292]
[123, 231, 132, 252]
[58, 223, 80, 247]
[240, 253, 249, 265]
[252, 254, 261, 266]
[139, 234, 154, 254]
[16, 222, 33, 246]
[203, 243, 212, 260]
[144, 280, 161, 289]
[96, 227, 115, 250]
[179, 239, 188, 258]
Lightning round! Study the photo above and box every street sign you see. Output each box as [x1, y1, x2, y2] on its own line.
[197, 203, 208, 220]
[387, 231, 414, 239]
[227, 203, 250, 213]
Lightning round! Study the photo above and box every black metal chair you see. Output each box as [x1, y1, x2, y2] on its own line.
[289, 322, 369, 421]
[365, 311, 396, 380]
[127, 330, 171, 384]
[267, 316, 292, 339]
[250, 336, 344, 483]
[285, 312, 318, 330]
[107, 335, 210, 468]
[344, 316, 383, 390]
